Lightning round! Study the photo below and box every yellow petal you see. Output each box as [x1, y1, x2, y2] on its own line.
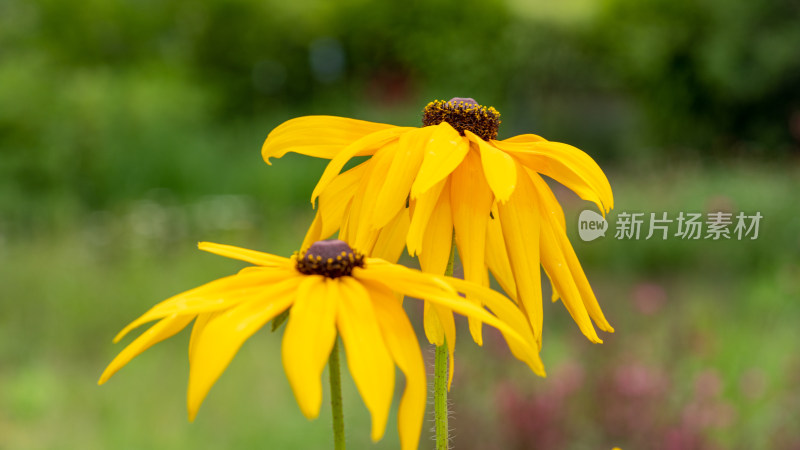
[99, 314, 194, 385]
[412, 178, 457, 385]
[318, 162, 368, 239]
[500, 133, 547, 143]
[113, 270, 286, 342]
[340, 145, 396, 254]
[311, 127, 412, 204]
[486, 210, 517, 300]
[532, 174, 566, 231]
[422, 300, 456, 389]
[262, 116, 396, 164]
[530, 171, 614, 333]
[372, 126, 432, 229]
[358, 258, 457, 294]
[450, 149, 494, 346]
[116, 269, 295, 340]
[440, 311, 457, 390]
[497, 160, 543, 346]
[189, 312, 220, 363]
[410, 122, 469, 198]
[528, 171, 601, 342]
[494, 138, 614, 214]
[543, 266, 561, 303]
[539, 215, 601, 342]
[556, 232, 614, 333]
[198, 242, 292, 267]
[417, 178, 453, 273]
[406, 178, 447, 257]
[444, 277, 546, 377]
[371, 206, 411, 263]
[362, 279, 426, 450]
[416, 209, 459, 380]
[336, 277, 395, 442]
[354, 262, 529, 347]
[422, 300, 444, 346]
[282, 276, 339, 419]
[465, 130, 517, 203]
[187, 277, 300, 421]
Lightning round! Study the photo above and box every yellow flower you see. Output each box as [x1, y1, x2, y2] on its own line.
[99, 239, 543, 450]
[262, 98, 615, 354]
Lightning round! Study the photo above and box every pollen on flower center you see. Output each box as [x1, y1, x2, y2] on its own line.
[295, 239, 365, 278]
[422, 97, 501, 140]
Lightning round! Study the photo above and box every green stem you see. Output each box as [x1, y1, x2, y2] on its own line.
[434, 235, 456, 450]
[434, 341, 449, 450]
[329, 337, 346, 450]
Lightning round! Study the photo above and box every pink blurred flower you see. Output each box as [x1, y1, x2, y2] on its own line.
[631, 282, 667, 316]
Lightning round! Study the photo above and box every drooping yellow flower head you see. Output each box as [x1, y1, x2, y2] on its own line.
[262, 98, 615, 355]
[99, 239, 543, 450]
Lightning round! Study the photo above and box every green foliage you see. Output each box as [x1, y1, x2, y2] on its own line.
[592, 0, 800, 153]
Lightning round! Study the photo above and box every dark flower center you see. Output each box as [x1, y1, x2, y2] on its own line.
[422, 97, 501, 141]
[295, 240, 365, 278]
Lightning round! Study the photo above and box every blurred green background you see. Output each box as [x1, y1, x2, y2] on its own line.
[2, 0, 799, 448]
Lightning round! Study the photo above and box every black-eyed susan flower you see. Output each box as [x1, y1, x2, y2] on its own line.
[99, 239, 543, 450]
[261, 98, 615, 355]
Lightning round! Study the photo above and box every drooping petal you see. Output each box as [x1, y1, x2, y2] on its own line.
[530, 171, 614, 333]
[416, 201, 458, 371]
[417, 177, 453, 276]
[198, 242, 292, 268]
[372, 126, 432, 229]
[99, 314, 195, 385]
[353, 262, 532, 355]
[406, 178, 448, 257]
[318, 162, 368, 239]
[485, 210, 517, 300]
[465, 130, 517, 203]
[187, 277, 300, 421]
[533, 175, 566, 230]
[371, 206, 411, 263]
[529, 173, 565, 302]
[494, 138, 613, 214]
[450, 149, 494, 346]
[538, 212, 601, 343]
[262, 116, 396, 164]
[553, 227, 615, 333]
[413, 178, 456, 384]
[282, 276, 339, 419]
[527, 171, 602, 342]
[311, 127, 412, 204]
[410, 122, 469, 198]
[336, 277, 395, 442]
[361, 279, 426, 450]
[497, 160, 543, 346]
[444, 277, 546, 377]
